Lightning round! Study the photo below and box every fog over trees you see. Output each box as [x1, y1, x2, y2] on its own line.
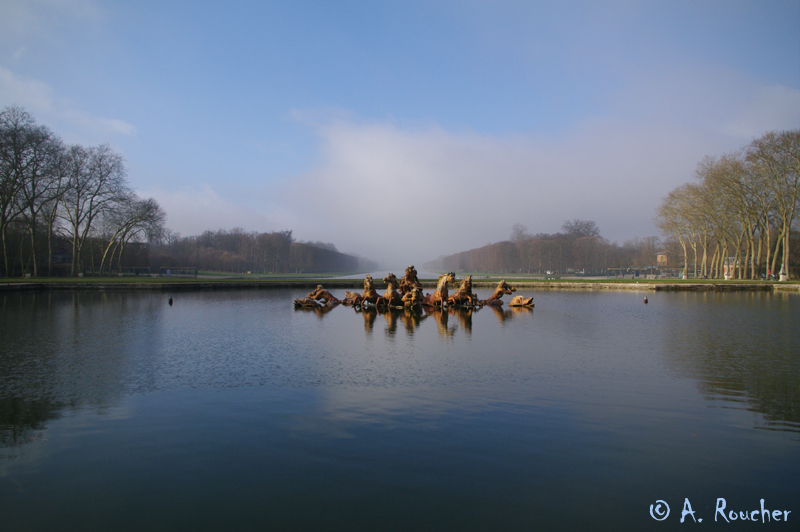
[150, 228, 376, 274]
[425, 219, 662, 275]
[430, 130, 799, 278]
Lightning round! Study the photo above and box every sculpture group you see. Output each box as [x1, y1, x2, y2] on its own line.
[294, 265, 534, 310]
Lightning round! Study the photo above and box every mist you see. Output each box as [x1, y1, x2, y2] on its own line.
[153, 75, 799, 268]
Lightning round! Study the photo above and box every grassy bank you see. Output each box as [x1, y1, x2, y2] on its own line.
[1, 276, 798, 292]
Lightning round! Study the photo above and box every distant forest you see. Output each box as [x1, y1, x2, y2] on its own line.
[424, 220, 669, 275]
[151, 228, 377, 274]
[426, 217, 799, 277]
[426, 130, 800, 279]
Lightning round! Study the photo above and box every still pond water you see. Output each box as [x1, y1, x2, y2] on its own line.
[1, 288, 798, 531]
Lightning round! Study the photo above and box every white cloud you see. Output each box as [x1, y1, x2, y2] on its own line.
[140, 67, 800, 268]
[0, 65, 137, 138]
[269, 75, 800, 268]
[0, 65, 54, 110]
[62, 108, 137, 137]
[143, 185, 284, 237]
[270, 118, 699, 267]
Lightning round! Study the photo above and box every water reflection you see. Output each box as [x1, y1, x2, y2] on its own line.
[293, 303, 336, 318]
[2, 289, 799, 532]
[488, 304, 534, 323]
[2, 289, 799, 457]
[0, 396, 61, 458]
[655, 291, 800, 433]
[1, 291, 166, 457]
[399, 307, 425, 335]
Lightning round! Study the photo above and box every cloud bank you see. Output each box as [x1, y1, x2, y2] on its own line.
[153, 72, 800, 269]
[0, 66, 136, 140]
[270, 120, 684, 267]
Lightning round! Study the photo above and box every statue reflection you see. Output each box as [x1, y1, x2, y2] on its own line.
[489, 305, 512, 323]
[399, 306, 426, 335]
[510, 306, 533, 317]
[293, 302, 336, 319]
[452, 307, 473, 336]
[382, 308, 401, 336]
[356, 306, 378, 333]
[295, 290, 534, 337]
[423, 306, 457, 337]
[486, 304, 534, 324]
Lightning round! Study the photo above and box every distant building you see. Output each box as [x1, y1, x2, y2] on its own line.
[723, 257, 739, 279]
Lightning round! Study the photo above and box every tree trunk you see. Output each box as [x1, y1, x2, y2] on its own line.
[27, 218, 38, 277]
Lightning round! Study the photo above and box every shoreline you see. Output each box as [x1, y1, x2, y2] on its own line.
[1, 279, 798, 292]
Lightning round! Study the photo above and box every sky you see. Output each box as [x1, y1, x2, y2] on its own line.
[1, 0, 799, 267]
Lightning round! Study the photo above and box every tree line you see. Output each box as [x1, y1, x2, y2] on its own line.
[1, 105, 166, 277]
[1, 106, 374, 277]
[5, 105, 593, 280]
[424, 220, 664, 275]
[150, 227, 376, 274]
[655, 130, 799, 279]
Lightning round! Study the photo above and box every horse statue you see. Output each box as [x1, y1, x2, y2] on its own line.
[307, 285, 340, 305]
[447, 275, 478, 306]
[480, 280, 516, 306]
[508, 295, 534, 307]
[399, 265, 424, 294]
[423, 272, 457, 307]
[360, 274, 381, 307]
[378, 273, 403, 309]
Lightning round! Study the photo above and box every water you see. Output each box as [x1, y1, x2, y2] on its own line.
[1, 289, 798, 531]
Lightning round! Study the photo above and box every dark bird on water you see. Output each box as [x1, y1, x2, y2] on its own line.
[643, 297, 648, 304]
[168, 297, 173, 306]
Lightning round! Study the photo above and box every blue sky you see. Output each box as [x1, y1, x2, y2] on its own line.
[2, 0, 799, 266]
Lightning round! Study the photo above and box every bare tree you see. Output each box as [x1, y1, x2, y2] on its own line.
[114, 197, 166, 272]
[60, 144, 128, 276]
[97, 194, 166, 274]
[655, 186, 692, 277]
[510, 223, 530, 243]
[0, 106, 48, 276]
[747, 130, 800, 278]
[16, 127, 64, 277]
[562, 219, 600, 239]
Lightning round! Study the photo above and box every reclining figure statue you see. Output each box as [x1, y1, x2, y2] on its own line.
[480, 280, 516, 306]
[307, 285, 340, 305]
